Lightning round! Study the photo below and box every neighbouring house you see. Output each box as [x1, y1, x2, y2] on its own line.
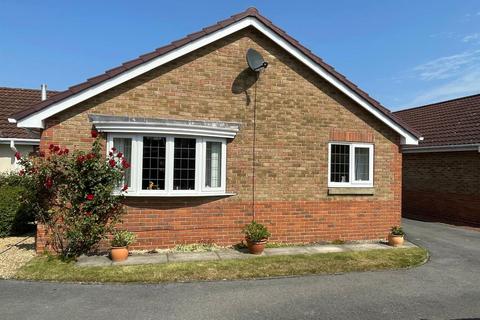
[0, 86, 56, 173]
[395, 94, 480, 227]
[8, 8, 421, 253]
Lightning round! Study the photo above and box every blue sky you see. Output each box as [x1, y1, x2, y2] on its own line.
[1, 1, 480, 110]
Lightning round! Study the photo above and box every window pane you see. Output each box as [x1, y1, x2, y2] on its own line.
[142, 137, 166, 190]
[205, 141, 222, 188]
[355, 147, 370, 181]
[330, 144, 350, 183]
[113, 138, 132, 187]
[173, 138, 196, 190]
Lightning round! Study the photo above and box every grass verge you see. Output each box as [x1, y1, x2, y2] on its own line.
[15, 247, 427, 283]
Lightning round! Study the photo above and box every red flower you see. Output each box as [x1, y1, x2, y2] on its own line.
[111, 147, 117, 152]
[86, 194, 94, 201]
[109, 152, 113, 156]
[19, 170, 25, 176]
[121, 159, 130, 169]
[77, 155, 86, 163]
[57, 150, 63, 156]
[85, 211, 92, 217]
[38, 151, 45, 157]
[63, 148, 69, 155]
[86, 153, 95, 160]
[14, 152, 21, 160]
[49, 144, 54, 150]
[44, 177, 53, 189]
[117, 152, 123, 158]
[91, 130, 99, 138]
[109, 159, 116, 167]
[53, 145, 60, 152]
[121, 184, 128, 192]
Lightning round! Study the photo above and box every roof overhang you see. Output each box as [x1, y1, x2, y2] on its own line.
[11, 15, 419, 145]
[0, 138, 40, 145]
[89, 114, 240, 139]
[402, 144, 480, 153]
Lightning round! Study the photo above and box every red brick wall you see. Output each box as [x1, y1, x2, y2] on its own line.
[35, 28, 402, 253]
[403, 151, 480, 227]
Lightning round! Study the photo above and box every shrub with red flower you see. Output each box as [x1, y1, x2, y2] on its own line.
[15, 152, 22, 160]
[16, 130, 128, 258]
[121, 158, 130, 169]
[91, 129, 99, 138]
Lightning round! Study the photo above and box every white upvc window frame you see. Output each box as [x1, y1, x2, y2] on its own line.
[107, 134, 228, 197]
[328, 142, 374, 188]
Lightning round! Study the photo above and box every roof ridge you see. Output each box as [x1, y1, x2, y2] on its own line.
[395, 92, 480, 114]
[0, 86, 59, 93]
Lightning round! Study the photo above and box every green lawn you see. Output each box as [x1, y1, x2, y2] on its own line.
[16, 247, 427, 283]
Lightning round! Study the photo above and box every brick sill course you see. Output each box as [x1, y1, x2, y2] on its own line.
[328, 187, 375, 196]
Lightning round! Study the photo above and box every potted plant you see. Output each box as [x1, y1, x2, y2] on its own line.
[110, 230, 136, 261]
[242, 221, 271, 254]
[388, 226, 405, 247]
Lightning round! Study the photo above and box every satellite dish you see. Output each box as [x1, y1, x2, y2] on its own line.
[246, 48, 268, 72]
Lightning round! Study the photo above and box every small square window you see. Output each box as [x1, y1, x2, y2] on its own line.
[329, 143, 373, 187]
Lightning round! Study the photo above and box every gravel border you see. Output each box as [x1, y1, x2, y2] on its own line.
[0, 236, 35, 279]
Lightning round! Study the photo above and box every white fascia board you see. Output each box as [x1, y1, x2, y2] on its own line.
[16, 17, 418, 145]
[0, 138, 40, 145]
[402, 144, 480, 153]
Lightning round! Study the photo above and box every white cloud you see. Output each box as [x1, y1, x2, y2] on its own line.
[403, 49, 480, 106]
[462, 33, 480, 42]
[412, 49, 480, 81]
[407, 67, 480, 106]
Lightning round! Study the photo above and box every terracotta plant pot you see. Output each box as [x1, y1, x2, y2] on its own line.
[246, 238, 267, 255]
[111, 246, 129, 261]
[388, 234, 404, 247]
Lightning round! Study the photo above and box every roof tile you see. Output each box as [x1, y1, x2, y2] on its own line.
[0, 87, 58, 139]
[394, 94, 480, 147]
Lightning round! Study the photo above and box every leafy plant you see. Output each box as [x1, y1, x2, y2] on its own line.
[390, 226, 405, 236]
[242, 221, 271, 242]
[0, 173, 38, 235]
[16, 130, 130, 258]
[0, 186, 25, 237]
[111, 230, 136, 247]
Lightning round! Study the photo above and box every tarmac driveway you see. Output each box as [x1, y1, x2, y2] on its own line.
[0, 218, 479, 320]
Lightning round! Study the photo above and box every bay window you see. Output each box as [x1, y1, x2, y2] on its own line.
[107, 135, 227, 196]
[328, 142, 373, 187]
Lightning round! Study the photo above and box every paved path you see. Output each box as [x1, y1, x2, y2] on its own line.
[77, 240, 416, 267]
[1, 219, 479, 320]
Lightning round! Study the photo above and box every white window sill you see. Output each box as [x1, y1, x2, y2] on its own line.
[121, 192, 236, 197]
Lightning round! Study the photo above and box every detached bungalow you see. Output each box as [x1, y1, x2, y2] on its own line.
[0, 86, 55, 173]
[8, 8, 420, 252]
[395, 94, 480, 227]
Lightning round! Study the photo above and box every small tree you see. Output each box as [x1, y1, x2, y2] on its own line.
[17, 130, 130, 258]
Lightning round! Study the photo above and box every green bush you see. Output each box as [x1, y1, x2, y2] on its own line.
[0, 173, 37, 236]
[0, 185, 26, 237]
[242, 221, 271, 242]
[111, 230, 136, 247]
[390, 226, 405, 236]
